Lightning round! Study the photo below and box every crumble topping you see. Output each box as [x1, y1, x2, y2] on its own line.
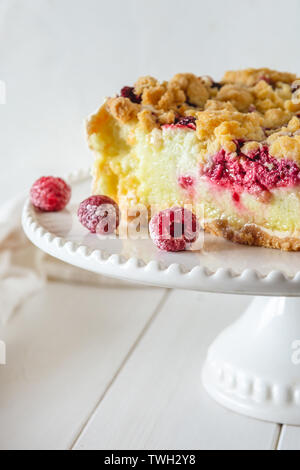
[137, 109, 159, 132]
[222, 68, 296, 87]
[90, 68, 300, 162]
[106, 97, 140, 123]
[216, 84, 254, 112]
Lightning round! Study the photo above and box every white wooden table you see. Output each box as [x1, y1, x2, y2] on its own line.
[0, 281, 298, 450]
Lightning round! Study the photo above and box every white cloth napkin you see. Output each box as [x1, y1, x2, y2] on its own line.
[0, 196, 134, 324]
[0, 195, 44, 323]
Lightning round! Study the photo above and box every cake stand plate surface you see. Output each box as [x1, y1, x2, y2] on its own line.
[22, 169, 300, 425]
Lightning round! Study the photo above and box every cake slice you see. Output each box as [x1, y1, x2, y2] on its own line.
[86, 69, 300, 251]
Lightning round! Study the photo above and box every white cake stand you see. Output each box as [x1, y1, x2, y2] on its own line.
[22, 169, 300, 425]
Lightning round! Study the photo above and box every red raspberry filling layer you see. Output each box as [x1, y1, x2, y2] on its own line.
[204, 146, 300, 195]
[178, 176, 195, 190]
[120, 86, 142, 104]
[163, 116, 196, 131]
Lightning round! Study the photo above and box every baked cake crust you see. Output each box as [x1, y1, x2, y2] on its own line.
[204, 220, 300, 252]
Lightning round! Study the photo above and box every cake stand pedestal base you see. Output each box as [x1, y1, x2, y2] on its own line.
[202, 296, 300, 425]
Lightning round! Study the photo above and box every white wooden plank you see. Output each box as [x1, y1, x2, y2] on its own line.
[278, 426, 300, 450]
[74, 290, 280, 451]
[0, 282, 166, 450]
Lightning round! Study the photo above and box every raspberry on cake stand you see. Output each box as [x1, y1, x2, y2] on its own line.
[22, 169, 300, 426]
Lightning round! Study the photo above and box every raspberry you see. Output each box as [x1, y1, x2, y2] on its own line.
[259, 75, 274, 87]
[120, 86, 142, 104]
[30, 177, 71, 212]
[149, 207, 199, 252]
[163, 116, 196, 131]
[175, 116, 197, 130]
[291, 82, 300, 93]
[211, 81, 223, 90]
[78, 195, 120, 235]
[232, 192, 240, 203]
[178, 176, 195, 191]
[233, 139, 246, 153]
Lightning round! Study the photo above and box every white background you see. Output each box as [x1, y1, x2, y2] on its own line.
[0, 0, 299, 202]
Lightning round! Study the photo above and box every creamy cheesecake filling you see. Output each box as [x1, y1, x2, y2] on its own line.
[90, 117, 300, 238]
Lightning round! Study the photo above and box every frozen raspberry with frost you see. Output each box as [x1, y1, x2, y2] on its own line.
[149, 207, 199, 252]
[120, 86, 142, 104]
[30, 177, 71, 212]
[78, 195, 120, 235]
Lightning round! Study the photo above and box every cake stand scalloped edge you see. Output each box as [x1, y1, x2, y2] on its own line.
[22, 168, 300, 297]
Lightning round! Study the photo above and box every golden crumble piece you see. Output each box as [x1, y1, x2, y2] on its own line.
[195, 109, 264, 143]
[252, 80, 284, 112]
[223, 68, 296, 87]
[269, 135, 300, 162]
[157, 109, 176, 125]
[285, 99, 300, 113]
[288, 116, 300, 133]
[186, 77, 210, 107]
[134, 76, 158, 95]
[241, 141, 262, 155]
[137, 109, 159, 132]
[169, 73, 195, 90]
[267, 118, 300, 160]
[214, 120, 258, 151]
[267, 120, 295, 140]
[276, 82, 293, 100]
[170, 73, 209, 107]
[157, 83, 186, 111]
[263, 108, 292, 129]
[205, 99, 237, 112]
[142, 84, 166, 106]
[175, 103, 199, 116]
[106, 97, 140, 123]
[216, 84, 254, 112]
[222, 140, 238, 154]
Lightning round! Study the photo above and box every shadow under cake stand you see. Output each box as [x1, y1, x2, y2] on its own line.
[22, 169, 300, 425]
